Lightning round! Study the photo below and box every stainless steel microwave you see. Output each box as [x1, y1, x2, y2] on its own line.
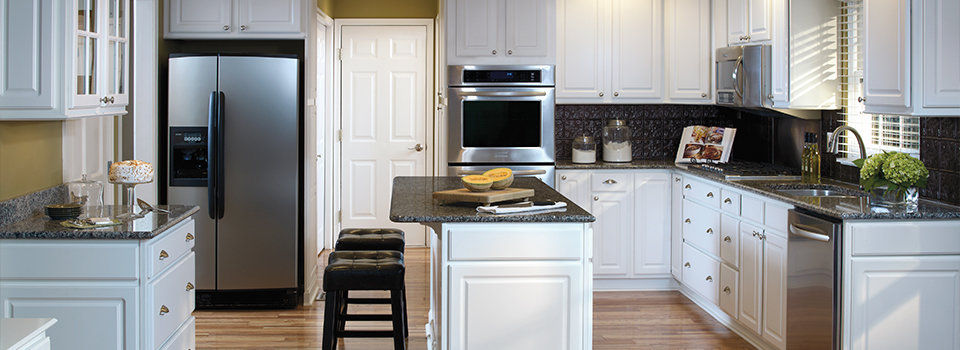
[716, 45, 772, 108]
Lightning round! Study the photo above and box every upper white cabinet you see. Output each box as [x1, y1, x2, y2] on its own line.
[862, 0, 960, 116]
[0, 0, 129, 120]
[665, 0, 712, 102]
[165, 0, 307, 39]
[557, 0, 713, 104]
[726, 0, 773, 44]
[767, 0, 838, 109]
[446, 0, 555, 64]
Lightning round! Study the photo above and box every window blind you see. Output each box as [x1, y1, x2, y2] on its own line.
[837, 0, 920, 160]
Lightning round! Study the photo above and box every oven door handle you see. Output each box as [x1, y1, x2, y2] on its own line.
[460, 91, 548, 97]
[456, 170, 548, 176]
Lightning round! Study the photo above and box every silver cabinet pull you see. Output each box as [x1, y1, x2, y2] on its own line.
[603, 179, 618, 184]
[724, 236, 732, 242]
[705, 276, 713, 282]
[701, 92, 708, 98]
[684, 184, 691, 189]
[745, 35, 751, 40]
[724, 198, 732, 204]
[599, 91, 604, 97]
[159, 305, 169, 316]
[507, 49, 513, 55]
[593, 196, 599, 201]
[706, 192, 714, 198]
[109, 97, 115, 103]
[858, 96, 866, 103]
[240, 25, 248, 31]
[159, 250, 169, 260]
[186, 282, 195, 291]
[684, 218, 691, 223]
[613, 91, 620, 97]
[491, 49, 497, 55]
[752, 231, 760, 238]
[561, 175, 567, 180]
[706, 228, 714, 234]
[723, 286, 731, 294]
[674, 177, 681, 182]
[223, 25, 230, 31]
[185, 233, 195, 242]
[684, 262, 691, 268]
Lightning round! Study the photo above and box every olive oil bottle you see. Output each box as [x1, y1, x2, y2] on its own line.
[801, 132, 821, 184]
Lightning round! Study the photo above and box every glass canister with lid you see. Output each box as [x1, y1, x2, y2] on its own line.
[572, 135, 597, 163]
[602, 119, 632, 162]
[66, 174, 104, 218]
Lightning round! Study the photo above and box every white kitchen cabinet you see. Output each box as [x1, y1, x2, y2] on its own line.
[670, 173, 684, 280]
[862, 0, 960, 115]
[610, 0, 662, 101]
[738, 221, 763, 334]
[0, 0, 129, 120]
[665, 0, 712, 102]
[848, 256, 960, 350]
[682, 242, 720, 304]
[761, 230, 787, 350]
[165, 0, 306, 39]
[719, 214, 739, 267]
[726, 0, 773, 45]
[447, 0, 554, 64]
[591, 184, 634, 277]
[767, 0, 838, 109]
[632, 172, 671, 276]
[556, 0, 605, 100]
[719, 263, 739, 319]
[557, 170, 592, 210]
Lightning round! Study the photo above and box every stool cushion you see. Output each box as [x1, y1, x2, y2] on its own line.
[336, 228, 405, 252]
[324, 250, 405, 291]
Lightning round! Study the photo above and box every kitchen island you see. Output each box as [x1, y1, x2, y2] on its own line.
[390, 177, 595, 350]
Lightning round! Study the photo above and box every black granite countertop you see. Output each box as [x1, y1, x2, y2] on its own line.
[557, 159, 960, 220]
[0, 205, 200, 239]
[390, 177, 595, 223]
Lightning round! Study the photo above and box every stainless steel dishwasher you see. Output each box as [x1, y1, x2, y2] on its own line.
[787, 209, 842, 349]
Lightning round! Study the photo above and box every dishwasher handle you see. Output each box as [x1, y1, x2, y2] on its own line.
[789, 223, 832, 242]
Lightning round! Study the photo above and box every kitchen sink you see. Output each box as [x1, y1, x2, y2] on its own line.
[768, 184, 869, 198]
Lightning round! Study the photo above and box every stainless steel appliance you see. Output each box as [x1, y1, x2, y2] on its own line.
[787, 209, 842, 349]
[166, 54, 301, 308]
[716, 45, 769, 108]
[447, 65, 556, 186]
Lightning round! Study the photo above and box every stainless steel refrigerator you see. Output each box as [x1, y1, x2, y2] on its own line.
[166, 54, 301, 308]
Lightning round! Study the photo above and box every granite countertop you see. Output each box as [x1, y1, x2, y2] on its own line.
[556, 159, 960, 220]
[390, 176, 595, 223]
[0, 205, 200, 239]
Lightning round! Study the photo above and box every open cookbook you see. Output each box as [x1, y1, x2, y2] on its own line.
[675, 125, 737, 163]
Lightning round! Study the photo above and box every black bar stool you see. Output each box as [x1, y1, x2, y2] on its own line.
[333, 228, 408, 337]
[322, 250, 407, 350]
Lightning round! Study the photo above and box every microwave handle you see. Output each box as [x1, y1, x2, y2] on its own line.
[732, 56, 744, 99]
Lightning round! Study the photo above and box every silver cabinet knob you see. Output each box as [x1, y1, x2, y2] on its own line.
[684, 262, 691, 268]
[674, 177, 681, 182]
[159, 250, 169, 260]
[599, 91, 604, 97]
[706, 192, 714, 198]
[561, 175, 567, 181]
[409, 144, 424, 152]
[159, 305, 169, 315]
[603, 179, 618, 184]
[491, 49, 497, 55]
[684, 184, 691, 189]
[100, 97, 109, 103]
[223, 25, 230, 31]
[108, 97, 115, 103]
[507, 50, 513, 55]
[724, 198, 732, 204]
[752, 231, 760, 238]
[594, 196, 599, 201]
[706, 276, 713, 282]
[706, 228, 714, 234]
[185, 233, 195, 242]
[684, 218, 691, 223]
[858, 96, 866, 103]
[240, 25, 248, 31]
[701, 92, 708, 98]
[613, 91, 619, 97]
[723, 286, 731, 294]
[186, 282, 195, 291]
[768, 94, 774, 100]
[724, 236, 732, 242]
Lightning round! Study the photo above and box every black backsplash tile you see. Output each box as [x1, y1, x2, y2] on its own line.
[820, 110, 960, 206]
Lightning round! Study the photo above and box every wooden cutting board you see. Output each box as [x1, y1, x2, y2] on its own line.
[433, 188, 535, 206]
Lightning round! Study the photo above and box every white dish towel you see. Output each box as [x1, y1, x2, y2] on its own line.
[476, 202, 567, 215]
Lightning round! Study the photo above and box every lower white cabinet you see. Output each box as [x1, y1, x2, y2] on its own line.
[591, 185, 633, 276]
[718, 263, 739, 318]
[0, 218, 197, 350]
[670, 173, 684, 280]
[738, 221, 764, 334]
[760, 231, 787, 350]
[681, 242, 720, 304]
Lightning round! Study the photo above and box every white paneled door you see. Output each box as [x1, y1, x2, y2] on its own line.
[340, 25, 429, 245]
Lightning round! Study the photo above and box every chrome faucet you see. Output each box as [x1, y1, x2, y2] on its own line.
[826, 125, 867, 160]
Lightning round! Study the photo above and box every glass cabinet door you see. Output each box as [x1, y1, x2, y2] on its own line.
[73, 0, 101, 108]
[104, 0, 128, 106]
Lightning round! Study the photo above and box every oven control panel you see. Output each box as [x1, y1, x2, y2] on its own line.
[463, 70, 541, 83]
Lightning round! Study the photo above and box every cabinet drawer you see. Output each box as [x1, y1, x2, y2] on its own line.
[682, 200, 721, 257]
[849, 221, 960, 256]
[148, 252, 196, 349]
[147, 219, 196, 279]
[682, 243, 720, 305]
[0, 241, 138, 280]
[159, 316, 195, 350]
[719, 263, 738, 319]
[720, 189, 741, 215]
[591, 172, 632, 192]
[682, 177, 721, 208]
[448, 224, 583, 261]
[741, 195, 764, 224]
[720, 214, 739, 268]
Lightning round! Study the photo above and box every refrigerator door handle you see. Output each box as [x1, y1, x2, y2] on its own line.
[216, 91, 226, 219]
[207, 91, 219, 220]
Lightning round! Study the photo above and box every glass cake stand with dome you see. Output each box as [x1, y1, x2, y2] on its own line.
[109, 161, 155, 219]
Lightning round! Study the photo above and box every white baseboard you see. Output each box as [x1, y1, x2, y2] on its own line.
[593, 277, 679, 291]
[677, 284, 779, 350]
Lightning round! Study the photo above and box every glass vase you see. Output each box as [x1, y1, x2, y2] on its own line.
[870, 186, 919, 211]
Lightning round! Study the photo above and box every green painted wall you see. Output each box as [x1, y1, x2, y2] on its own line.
[318, 0, 438, 18]
[0, 122, 63, 200]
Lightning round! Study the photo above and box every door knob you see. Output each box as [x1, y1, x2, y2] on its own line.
[409, 144, 424, 152]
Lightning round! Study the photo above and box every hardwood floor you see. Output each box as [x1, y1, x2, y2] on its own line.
[195, 248, 755, 349]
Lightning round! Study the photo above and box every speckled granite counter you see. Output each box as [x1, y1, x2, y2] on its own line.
[390, 176, 595, 223]
[0, 205, 200, 239]
[557, 160, 960, 220]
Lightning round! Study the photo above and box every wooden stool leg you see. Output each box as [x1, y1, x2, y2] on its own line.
[322, 290, 339, 350]
[391, 289, 407, 350]
[402, 285, 409, 338]
[337, 290, 348, 333]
